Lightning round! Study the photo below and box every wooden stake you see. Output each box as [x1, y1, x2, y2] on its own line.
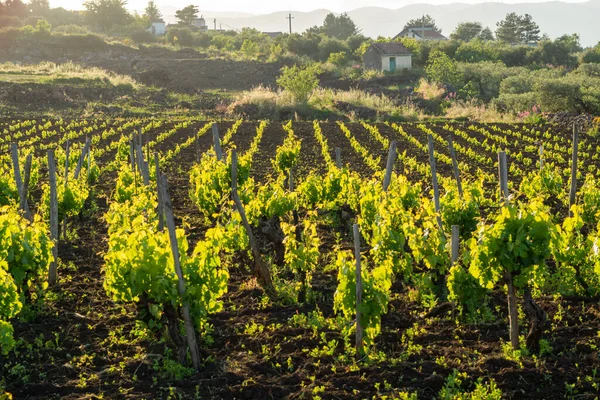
[158, 175, 201, 371]
[231, 150, 276, 296]
[506, 269, 520, 350]
[87, 147, 91, 181]
[136, 145, 150, 186]
[451, 225, 459, 266]
[498, 151, 509, 206]
[154, 152, 164, 231]
[20, 154, 32, 221]
[63, 140, 70, 240]
[129, 139, 136, 172]
[353, 223, 364, 357]
[447, 135, 463, 198]
[212, 123, 222, 161]
[195, 126, 200, 163]
[569, 124, 579, 216]
[383, 141, 397, 192]
[539, 144, 544, 171]
[335, 147, 341, 169]
[10, 143, 23, 196]
[47, 151, 59, 286]
[74, 137, 91, 180]
[427, 135, 443, 232]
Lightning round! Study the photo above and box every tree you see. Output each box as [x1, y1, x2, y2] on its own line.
[556, 33, 582, 53]
[450, 22, 482, 42]
[479, 27, 495, 41]
[496, 13, 540, 45]
[28, 0, 50, 15]
[426, 50, 461, 86]
[240, 39, 260, 59]
[1, 0, 27, 18]
[321, 12, 360, 40]
[276, 64, 320, 103]
[495, 12, 523, 45]
[144, 0, 161, 21]
[520, 14, 540, 44]
[83, 0, 131, 30]
[403, 15, 440, 33]
[175, 5, 198, 25]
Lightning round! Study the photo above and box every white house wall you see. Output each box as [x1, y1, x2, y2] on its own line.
[382, 55, 412, 71]
[149, 23, 166, 36]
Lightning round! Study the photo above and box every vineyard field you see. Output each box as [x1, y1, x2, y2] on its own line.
[1, 118, 599, 399]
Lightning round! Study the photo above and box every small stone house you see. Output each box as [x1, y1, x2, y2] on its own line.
[394, 27, 448, 41]
[148, 20, 166, 36]
[363, 42, 412, 72]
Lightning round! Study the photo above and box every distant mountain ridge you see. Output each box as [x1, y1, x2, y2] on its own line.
[158, 1, 599, 47]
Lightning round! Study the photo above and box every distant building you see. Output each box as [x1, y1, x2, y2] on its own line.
[148, 20, 166, 36]
[191, 16, 208, 32]
[263, 32, 283, 39]
[394, 27, 447, 41]
[363, 42, 412, 72]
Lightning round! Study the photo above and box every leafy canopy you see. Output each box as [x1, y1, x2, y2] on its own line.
[403, 14, 440, 33]
[175, 5, 198, 25]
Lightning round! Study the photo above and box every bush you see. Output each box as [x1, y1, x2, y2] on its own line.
[0, 16, 22, 28]
[241, 39, 260, 59]
[533, 77, 580, 112]
[130, 30, 155, 44]
[500, 74, 534, 94]
[581, 44, 600, 64]
[426, 50, 461, 86]
[455, 40, 496, 63]
[318, 36, 347, 62]
[167, 27, 195, 47]
[277, 64, 320, 103]
[458, 62, 525, 101]
[211, 33, 236, 50]
[284, 33, 321, 59]
[576, 63, 600, 78]
[494, 92, 538, 113]
[55, 33, 106, 50]
[327, 51, 348, 66]
[53, 24, 90, 34]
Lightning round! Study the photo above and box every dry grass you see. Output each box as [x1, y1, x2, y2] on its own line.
[414, 78, 445, 101]
[230, 86, 419, 121]
[443, 100, 519, 123]
[0, 61, 139, 88]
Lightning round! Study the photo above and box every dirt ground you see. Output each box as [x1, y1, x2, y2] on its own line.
[1, 120, 599, 399]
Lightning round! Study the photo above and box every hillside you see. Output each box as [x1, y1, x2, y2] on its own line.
[157, 1, 599, 46]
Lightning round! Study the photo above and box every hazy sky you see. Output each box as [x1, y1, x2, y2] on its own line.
[49, 0, 588, 13]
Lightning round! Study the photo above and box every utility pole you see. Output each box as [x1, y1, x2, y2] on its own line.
[421, 14, 425, 41]
[214, 18, 216, 30]
[287, 13, 294, 34]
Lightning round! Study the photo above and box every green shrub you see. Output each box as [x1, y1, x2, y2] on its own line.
[494, 92, 537, 113]
[576, 63, 600, 78]
[500, 74, 534, 94]
[581, 44, 600, 64]
[426, 50, 461, 86]
[327, 51, 348, 66]
[533, 77, 580, 112]
[318, 36, 347, 61]
[55, 33, 107, 50]
[277, 64, 320, 103]
[53, 24, 90, 34]
[458, 61, 525, 101]
[240, 39, 260, 59]
[130, 29, 156, 44]
[167, 27, 195, 47]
